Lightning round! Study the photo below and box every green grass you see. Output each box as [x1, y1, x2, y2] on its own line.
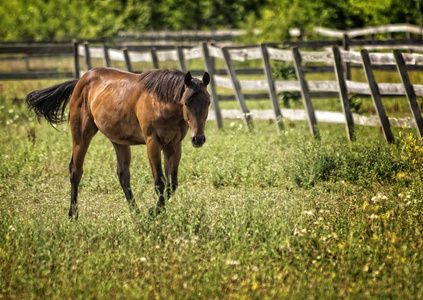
[1, 79, 423, 299]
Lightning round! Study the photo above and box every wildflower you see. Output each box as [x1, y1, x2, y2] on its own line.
[371, 193, 387, 203]
[139, 257, 146, 262]
[225, 259, 240, 266]
[369, 214, 380, 220]
[397, 173, 406, 180]
[247, 233, 251, 237]
[294, 231, 299, 236]
[287, 247, 292, 254]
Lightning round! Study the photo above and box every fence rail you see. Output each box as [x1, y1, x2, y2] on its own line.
[313, 24, 423, 39]
[1, 38, 423, 142]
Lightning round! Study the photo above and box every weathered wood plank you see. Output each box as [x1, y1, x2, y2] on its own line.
[221, 46, 253, 131]
[201, 43, 223, 129]
[183, 47, 203, 60]
[350, 38, 423, 46]
[103, 44, 111, 67]
[155, 49, 178, 61]
[394, 49, 423, 138]
[261, 43, 283, 130]
[0, 72, 75, 80]
[84, 42, 91, 70]
[0, 45, 74, 54]
[292, 47, 320, 139]
[176, 46, 187, 72]
[361, 49, 394, 143]
[108, 48, 125, 61]
[228, 46, 262, 61]
[332, 46, 355, 141]
[73, 41, 79, 78]
[217, 93, 270, 101]
[123, 48, 132, 72]
[299, 50, 333, 63]
[308, 81, 339, 92]
[150, 48, 159, 69]
[207, 44, 224, 59]
[266, 47, 293, 61]
[315, 24, 423, 38]
[207, 109, 419, 131]
[128, 51, 153, 62]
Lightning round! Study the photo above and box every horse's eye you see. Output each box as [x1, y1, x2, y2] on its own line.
[184, 102, 188, 107]
[208, 102, 211, 107]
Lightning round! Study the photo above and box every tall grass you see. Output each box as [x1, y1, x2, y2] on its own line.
[1, 79, 423, 299]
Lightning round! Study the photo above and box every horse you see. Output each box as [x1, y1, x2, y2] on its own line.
[26, 68, 211, 218]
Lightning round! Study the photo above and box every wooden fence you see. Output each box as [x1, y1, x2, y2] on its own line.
[313, 24, 423, 39]
[2, 39, 423, 142]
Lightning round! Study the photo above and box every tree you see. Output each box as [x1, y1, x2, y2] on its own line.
[241, 0, 423, 43]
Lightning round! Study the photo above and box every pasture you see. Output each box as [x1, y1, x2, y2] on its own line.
[1, 78, 423, 299]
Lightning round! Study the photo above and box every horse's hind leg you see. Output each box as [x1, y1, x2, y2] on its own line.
[69, 116, 98, 218]
[163, 143, 182, 197]
[112, 142, 140, 214]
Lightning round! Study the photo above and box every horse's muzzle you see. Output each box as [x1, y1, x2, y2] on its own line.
[191, 135, 206, 148]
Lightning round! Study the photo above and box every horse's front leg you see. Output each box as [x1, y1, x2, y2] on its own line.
[163, 143, 182, 198]
[146, 138, 166, 213]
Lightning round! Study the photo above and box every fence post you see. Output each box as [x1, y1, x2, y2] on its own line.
[25, 55, 30, 72]
[393, 49, 423, 138]
[176, 46, 187, 72]
[150, 47, 159, 69]
[123, 48, 132, 72]
[332, 46, 355, 141]
[360, 49, 394, 143]
[292, 47, 320, 139]
[260, 43, 284, 131]
[73, 41, 80, 79]
[342, 34, 351, 80]
[221, 46, 253, 131]
[84, 41, 91, 70]
[103, 44, 111, 68]
[201, 43, 223, 129]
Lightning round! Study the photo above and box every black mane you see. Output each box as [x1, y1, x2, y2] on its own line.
[139, 69, 186, 104]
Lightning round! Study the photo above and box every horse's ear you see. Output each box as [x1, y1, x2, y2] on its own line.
[202, 72, 210, 86]
[184, 72, 192, 86]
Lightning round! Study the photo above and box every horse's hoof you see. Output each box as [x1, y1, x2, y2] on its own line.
[68, 214, 78, 220]
[148, 206, 165, 217]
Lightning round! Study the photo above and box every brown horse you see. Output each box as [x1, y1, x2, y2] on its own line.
[26, 68, 210, 217]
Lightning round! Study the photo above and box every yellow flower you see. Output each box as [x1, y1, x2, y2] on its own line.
[397, 173, 405, 179]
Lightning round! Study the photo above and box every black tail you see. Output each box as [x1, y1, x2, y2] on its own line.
[26, 79, 79, 125]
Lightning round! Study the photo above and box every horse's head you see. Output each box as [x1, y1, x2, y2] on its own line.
[182, 72, 210, 148]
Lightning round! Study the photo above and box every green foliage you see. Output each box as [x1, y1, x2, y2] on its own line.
[289, 137, 407, 188]
[398, 130, 423, 179]
[0, 0, 266, 41]
[241, 0, 423, 43]
[272, 62, 301, 108]
[1, 0, 422, 42]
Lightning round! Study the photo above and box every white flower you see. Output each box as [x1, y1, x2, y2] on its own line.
[225, 259, 240, 265]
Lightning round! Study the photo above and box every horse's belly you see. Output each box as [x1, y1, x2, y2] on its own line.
[94, 112, 145, 145]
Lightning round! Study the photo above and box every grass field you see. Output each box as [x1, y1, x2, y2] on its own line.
[1, 78, 423, 299]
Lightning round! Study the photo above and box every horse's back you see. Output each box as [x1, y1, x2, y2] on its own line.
[71, 68, 147, 145]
